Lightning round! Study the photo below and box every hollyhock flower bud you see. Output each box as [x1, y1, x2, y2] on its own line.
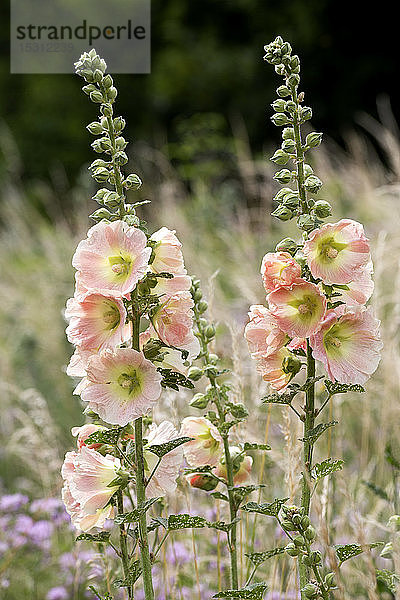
[261, 252, 302, 293]
[303, 219, 370, 284]
[150, 227, 187, 275]
[214, 446, 253, 485]
[144, 421, 184, 497]
[187, 473, 218, 491]
[140, 329, 190, 374]
[65, 291, 129, 352]
[244, 305, 287, 359]
[71, 423, 106, 449]
[180, 417, 223, 467]
[310, 305, 382, 384]
[81, 348, 162, 426]
[152, 292, 200, 359]
[61, 447, 122, 531]
[255, 347, 300, 390]
[268, 280, 327, 338]
[72, 220, 151, 296]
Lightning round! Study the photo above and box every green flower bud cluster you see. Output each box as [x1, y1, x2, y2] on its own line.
[264, 37, 328, 231]
[75, 50, 144, 225]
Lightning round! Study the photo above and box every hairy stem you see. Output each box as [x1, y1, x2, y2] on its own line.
[117, 490, 134, 600]
[193, 304, 239, 589]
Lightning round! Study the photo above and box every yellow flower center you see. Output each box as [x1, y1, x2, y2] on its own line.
[118, 371, 140, 394]
[109, 254, 132, 277]
[325, 247, 339, 259]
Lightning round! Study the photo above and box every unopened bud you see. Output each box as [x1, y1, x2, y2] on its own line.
[188, 368, 203, 382]
[300, 106, 312, 121]
[285, 542, 299, 557]
[124, 173, 142, 190]
[304, 175, 323, 194]
[297, 214, 317, 232]
[302, 583, 318, 599]
[87, 121, 104, 135]
[205, 325, 216, 339]
[324, 573, 335, 588]
[282, 354, 301, 376]
[271, 113, 290, 127]
[190, 393, 209, 409]
[313, 200, 332, 218]
[271, 99, 286, 112]
[282, 139, 296, 153]
[197, 301, 208, 314]
[277, 85, 291, 97]
[188, 473, 218, 491]
[305, 132, 323, 148]
[304, 526, 316, 541]
[275, 238, 297, 255]
[271, 205, 293, 221]
[282, 127, 295, 140]
[270, 149, 290, 165]
[273, 169, 292, 184]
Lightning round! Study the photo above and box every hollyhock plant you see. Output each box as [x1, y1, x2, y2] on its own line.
[71, 423, 107, 449]
[303, 219, 370, 284]
[268, 280, 327, 338]
[61, 447, 122, 531]
[72, 220, 151, 297]
[150, 227, 187, 275]
[214, 447, 253, 485]
[310, 304, 382, 384]
[244, 304, 287, 358]
[180, 417, 223, 467]
[336, 260, 374, 306]
[261, 251, 302, 292]
[144, 421, 184, 497]
[81, 348, 162, 426]
[65, 291, 129, 351]
[152, 292, 200, 359]
[152, 273, 192, 298]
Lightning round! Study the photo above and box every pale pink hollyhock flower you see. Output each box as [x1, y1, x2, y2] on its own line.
[152, 274, 192, 299]
[61, 447, 121, 531]
[65, 292, 129, 352]
[303, 219, 370, 284]
[261, 252, 302, 293]
[72, 220, 151, 296]
[256, 347, 300, 391]
[244, 305, 287, 359]
[144, 421, 184, 497]
[214, 446, 253, 485]
[180, 417, 223, 467]
[310, 305, 382, 385]
[268, 280, 327, 338]
[81, 348, 162, 426]
[287, 337, 307, 352]
[67, 347, 91, 378]
[150, 227, 186, 275]
[337, 261, 374, 306]
[152, 292, 200, 359]
[71, 424, 107, 449]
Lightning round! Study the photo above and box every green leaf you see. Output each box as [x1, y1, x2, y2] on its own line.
[159, 368, 195, 391]
[155, 514, 208, 530]
[324, 381, 365, 396]
[300, 421, 338, 444]
[76, 531, 110, 543]
[261, 391, 296, 405]
[213, 583, 268, 599]
[245, 547, 285, 566]
[114, 497, 160, 524]
[113, 560, 142, 587]
[208, 518, 240, 533]
[85, 427, 124, 445]
[362, 480, 390, 502]
[334, 542, 384, 564]
[241, 498, 289, 518]
[243, 443, 271, 452]
[376, 569, 399, 593]
[231, 485, 266, 508]
[210, 491, 229, 502]
[147, 437, 192, 458]
[311, 458, 344, 482]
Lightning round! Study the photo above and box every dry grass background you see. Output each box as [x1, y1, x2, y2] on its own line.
[1, 101, 400, 598]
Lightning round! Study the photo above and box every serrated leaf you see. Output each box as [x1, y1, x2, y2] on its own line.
[156, 514, 208, 530]
[85, 427, 123, 445]
[114, 497, 160, 524]
[324, 381, 365, 396]
[311, 458, 344, 482]
[376, 569, 399, 593]
[261, 391, 295, 405]
[147, 437, 192, 458]
[334, 542, 384, 564]
[243, 443, 271, 451]
[208, 518, 240, 533]
[213, 583, 268, 599]
[76, 531, 110, 543]
[300, 421, 338, 444]
[362, 480, 390, 502]
[241, 498, 289, 518]
[245, 547, 285, 566]
[113, 560, 142, 587]
[210, 491, 229, 502]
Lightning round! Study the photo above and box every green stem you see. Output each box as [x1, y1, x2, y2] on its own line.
[134, 416, 155, 600]
[289, 82, 307, 214]
[299, 341, 316, 595]
[193, 304, 239, 589]
[117, 490, 134, 600]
